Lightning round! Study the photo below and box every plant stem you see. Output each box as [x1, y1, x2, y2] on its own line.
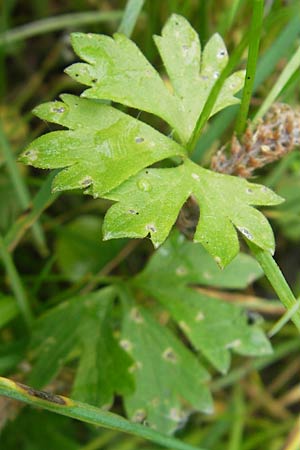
[0, 10, 123, 46]
[0, 377, 206, 450]
[0, 234, 33, 327]
[234, 0, 264, 135]
[248, 242, 300, 333]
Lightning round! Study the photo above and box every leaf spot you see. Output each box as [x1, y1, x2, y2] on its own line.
[23, 149, 38, 162]
[80, 176, 93, 187]
[137, 179, 152, 192]
[169, 408, 186, 424]
[162, 347, 178, 364]
[130, 307, 144, 324]
[203, 271, 212, 279]
[217, 49, 226, 58]
[237, 227, 253, 240]
[128, 361, 143, 373]
[131, 409, 147, 423]
[146, 224, 157, 233]
[191, 172, 200, 180]
[179, 321, 191, 333]
[176, 265, 188, 276]
[135, 136, 145, 143]
[195, 311, 205, 321]
[213, 71, 220, 79]
[128, 209, 139, 215]
[119, 339, 133, 352]
[214, 256, 222, 265]
[246, 188, 253, 194]
[52, 106, 65, 113]
[225, 339, 241, 349]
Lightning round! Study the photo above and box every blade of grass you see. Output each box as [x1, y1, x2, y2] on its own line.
[187, 33, 248, 152]
[253, 44, 300, 122]
[227, 385, 245, 450]
[4, 171, 59, 252]
[191, 12, 300, 162]
[0, 234, 33, 327]
[0, 377, 207, 450]
[268, 298, 300, 338]
[247, 242, 300, 333]
[0, 10, 123, 46]
[118, 0, 145, 37]
[0, 121, 48, 256]
[234, 0, 264, 135]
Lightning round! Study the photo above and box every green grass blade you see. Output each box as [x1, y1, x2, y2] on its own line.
[0, 235, 33, 327]
[234, 0, 264, 135]
[0, 377, 206, 450]
[118, 0, 145, 37]
[4, 171, 59, 252]
[0, 10, 123, 46]
[253, 44, 300, 122]
[0, 121, 48, 256]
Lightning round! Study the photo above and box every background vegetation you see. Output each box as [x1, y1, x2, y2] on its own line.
[1, 1, 300, 449]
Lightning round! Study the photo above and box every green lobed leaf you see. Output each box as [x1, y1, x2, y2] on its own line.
[28, 287, 134, 407]
[134, 231, 272, 373]
[103, 159, 283, 267]
[65, 15, 244, 144]
[20, 94, 185, 197]
[120, 295, 213, 434]
[55, 215, 127, 282]
[72, 291, 134, 407]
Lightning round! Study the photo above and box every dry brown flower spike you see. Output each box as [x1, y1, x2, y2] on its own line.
[211, 103, 300, 178]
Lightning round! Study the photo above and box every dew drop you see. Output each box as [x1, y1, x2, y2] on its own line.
[137, 179, 152, 192]
[213, 71, 220, 79]
[238, 227, 253, 240]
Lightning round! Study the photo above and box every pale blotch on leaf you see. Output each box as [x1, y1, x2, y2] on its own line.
[128, 209, 139, 215]
[130, 307, 144, 324]
[119, 339, 133, 352]
[146, 224, 157, 233]
[191, 173, 200, 181]
[203, 271, 212, 279]
[23, 149, 38, 162]
[179, 320, 191, 333]
[213, 71, 220, 79]
[128, 361, 143, 373]
[80, 176, 93, 188]
[214, 256, 222, 265]
[131, 409, 147, 423]
[162, 347, 178, 364]
[169, 407, 187, 425]
[137, 179, 152, 192]
[246, 188, 253, 194]
[135, 136, 145, 143]
[225, 339, 241, 349]
[52, 106, 65, 113]
[195, 311, 205, 321]
[176, 265, 188, 276]
[217, 49, 226, 58]
[237, 227, 253, 241]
